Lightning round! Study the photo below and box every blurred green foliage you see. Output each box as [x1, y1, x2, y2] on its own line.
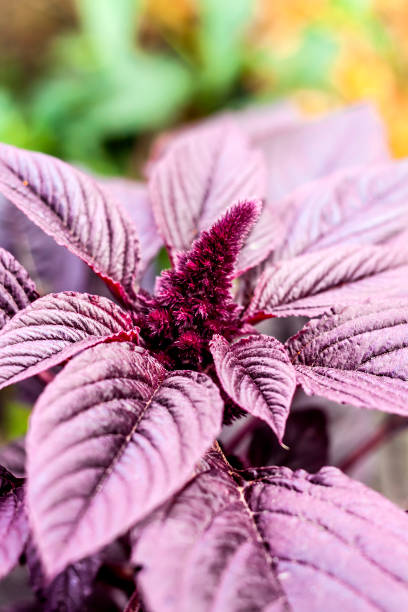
[0, 0, 404, 173]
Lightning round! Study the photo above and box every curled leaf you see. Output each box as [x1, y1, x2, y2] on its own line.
[0, 292, 135, 390]
[0, 247, 38, 330]
[0, 466, 28, 580]
[210, 334, 295, 442]
[0, 438, 26, 478]
[286, 301, 408, 415]
[0, 144, 140, 303]
[27, 342, 223, 577]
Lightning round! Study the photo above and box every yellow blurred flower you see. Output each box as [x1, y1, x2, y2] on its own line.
[145, 0, 196, 31]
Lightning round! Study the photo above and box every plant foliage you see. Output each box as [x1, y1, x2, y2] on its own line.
[1, 103, 408, 610]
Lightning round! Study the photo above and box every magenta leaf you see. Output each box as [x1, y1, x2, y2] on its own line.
[246, 244, 408, 319]
[210, 334, 296, 442]
[262, 104, 389, 207]
[101, 178, 162, 271]
[26, 539, 101, 612]
[0, 247, 38, 330]
[131, 450, 286, 612]
[274, 161, 408, 261]
[0, 144, 140, 303]
[148, 119, 271, 273]
[243, 463, 408, 611]
[133, 450, 408, 612]
[0, 438, 26, 478]
[286, 300, 408, 415]
[0, 291, 135, 390]
[27, 342, 223, 577]
[0, 194, 89, 295]
[0, 466, 28, 580]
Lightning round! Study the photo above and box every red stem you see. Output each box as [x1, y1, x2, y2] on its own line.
[338, 416, 407, 473]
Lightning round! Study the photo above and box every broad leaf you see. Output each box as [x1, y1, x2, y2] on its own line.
[131, 450, 286, 612]
[133, 450, 408, 612]
[286, 301, 408, 415]
[210, 334, 295, 442]
[27, 539, 101, 612]
[246, 244, 408, 319]
[0, 144, 140, 303]
[148, 119, 271, 273]
[0, 466, 28, 580]
[27, 342, 223, 577]
[274, 160, 408, 262]
[261, 104, 389, 208]
[0, 247, 38, 330]
[0, 291, 135, 390]
[0, 194, 89, 295]
[101, 178, 162, 270]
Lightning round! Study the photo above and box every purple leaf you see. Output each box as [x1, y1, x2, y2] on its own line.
[0, 438, 26, 478]
[225, 101, 299, 145]
[131, 450, 286, 612]
[0, 195, 89, 295]
[0, 291, 135, 390]
[210, 334, 296, 442]
[133, 451, 408, 611]
[0, 247, 38, 330]
[0, 144, 140, 304]
[26, 539, 101, 612]
[261, 104, 389, 207]
[286, 300, 408, 415]
[242, 464, 408, 611]
[274, 161, 408, 262]
[148, 120, 271, 273]
[101, 178, 162, 271]
[27, 342, 223, 577]
[0, 466, 28, 580]
[246, 244, 408, 319]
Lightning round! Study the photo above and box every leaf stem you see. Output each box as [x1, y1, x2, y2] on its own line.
[338, 415, 407, 473]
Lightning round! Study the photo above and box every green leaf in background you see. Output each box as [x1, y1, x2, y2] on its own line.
[0, 89, 30, 149]
[76, 0, 143, 65]
[2, 399, 30, 441]
[196, 0, 254, 108]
